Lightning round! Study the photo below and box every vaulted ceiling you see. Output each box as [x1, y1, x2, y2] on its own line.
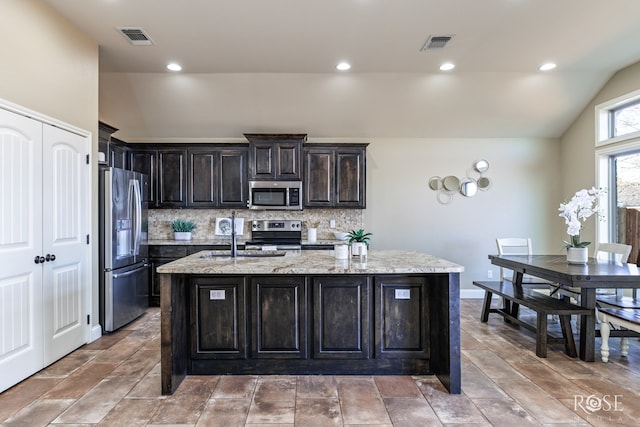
[44, 0, 640, 141]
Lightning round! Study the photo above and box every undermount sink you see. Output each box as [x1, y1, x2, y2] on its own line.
[199, 252, 286, 259]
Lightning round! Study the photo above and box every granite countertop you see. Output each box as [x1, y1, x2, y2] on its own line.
[156, 249, 464, 275]
[146, 238, 247, 246]
[146, 239, 340, 246]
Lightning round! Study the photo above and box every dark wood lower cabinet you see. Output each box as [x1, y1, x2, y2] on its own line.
[313, 276, 370, 358]
[375, 276, 429, 358]
[149, 245, 231, 306]
[149, 245, 188, 306]
[162, 272, 460, 395]
[191, 277, 247, 359]
[186, 274, 429, 364]
[251, 276, 307, 359]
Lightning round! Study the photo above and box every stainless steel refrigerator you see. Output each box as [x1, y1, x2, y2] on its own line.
[99, 166, 149, 333]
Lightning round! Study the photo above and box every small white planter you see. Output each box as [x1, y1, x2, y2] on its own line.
[174, 231, 192, 241]
[351, 242, 365, 256]
[566, 247, 588, 264]
[307, 228, 317, 243]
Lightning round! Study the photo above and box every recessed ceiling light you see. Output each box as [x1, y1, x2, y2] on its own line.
[167, 62, 182, 72]
[336, 62, 351, 71]
[539, 62, 556, 71]
[439, 62, 455, 71]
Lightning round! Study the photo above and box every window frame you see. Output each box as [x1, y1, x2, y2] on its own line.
[596, 88, 640, 246]
[595, 88, 640, 147]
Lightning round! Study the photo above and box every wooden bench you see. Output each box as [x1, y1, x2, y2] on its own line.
[473, 280, 591, 358]
[598, 307, 640, 362]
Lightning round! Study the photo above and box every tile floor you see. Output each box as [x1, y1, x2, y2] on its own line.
[0, 299, 639, 426]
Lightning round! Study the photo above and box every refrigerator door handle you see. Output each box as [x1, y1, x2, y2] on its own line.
[131, 178, 142, 256]
[103, 168, 114, 270]
[112, 264, 147, 279]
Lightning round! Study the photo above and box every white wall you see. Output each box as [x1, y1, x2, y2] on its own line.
[364, 137, 562, 293]
[560, 61, 640, 246]
[0, 0, 99, 328]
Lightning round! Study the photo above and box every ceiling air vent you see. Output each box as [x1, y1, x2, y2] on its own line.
[117, 27, 155, 45]
[420, 35, 454, 51]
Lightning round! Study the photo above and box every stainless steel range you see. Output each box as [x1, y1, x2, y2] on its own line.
[245, 219, 302, 250]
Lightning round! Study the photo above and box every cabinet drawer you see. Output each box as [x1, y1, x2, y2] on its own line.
[149, 245, 188, 258]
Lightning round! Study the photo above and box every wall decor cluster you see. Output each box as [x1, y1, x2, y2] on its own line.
[428, 159, 491, 204]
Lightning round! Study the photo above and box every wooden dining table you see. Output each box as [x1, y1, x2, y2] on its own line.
[488, 254, 640, 361]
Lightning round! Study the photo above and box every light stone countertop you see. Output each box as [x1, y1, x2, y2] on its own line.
[146, 239, 340, 246]
[156, 249, 464, 275]
[146, 238, 247, 246]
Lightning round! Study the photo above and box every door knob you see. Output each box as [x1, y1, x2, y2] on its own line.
[45, 254, 56, 262]
[34, 256, 45, 264]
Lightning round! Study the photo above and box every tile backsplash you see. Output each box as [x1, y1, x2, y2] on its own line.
[148, 208, 364, 241]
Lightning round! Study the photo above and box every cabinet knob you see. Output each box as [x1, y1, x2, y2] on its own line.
[45, 254, 56, 262]
[34, 256, 45, 264]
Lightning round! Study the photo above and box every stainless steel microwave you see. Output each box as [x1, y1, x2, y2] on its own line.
[248, 180, 303, 210]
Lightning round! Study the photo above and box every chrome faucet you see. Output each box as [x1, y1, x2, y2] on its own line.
[230, 210, 237, 258]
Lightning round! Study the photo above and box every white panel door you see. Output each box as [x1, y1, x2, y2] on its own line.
[0, 108, 44, 393]
[42, 124, 89, 365]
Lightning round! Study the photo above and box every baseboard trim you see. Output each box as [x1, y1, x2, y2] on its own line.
[89, 325, 102, 343]
[461, 288, 486, 299]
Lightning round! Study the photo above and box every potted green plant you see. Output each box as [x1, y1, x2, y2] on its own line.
[347, 228, 372, 256]
[171, 219, 196, 241]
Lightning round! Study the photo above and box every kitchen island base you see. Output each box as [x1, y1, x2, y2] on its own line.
[160, 270, 460, 395]
[158, 250, 463, 395]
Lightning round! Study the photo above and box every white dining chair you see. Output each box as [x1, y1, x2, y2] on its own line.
[495, 238, 559, 322]
[496, 238, 554, 290]
[598, 307, 640, 362]
[594, 243, 640, 309]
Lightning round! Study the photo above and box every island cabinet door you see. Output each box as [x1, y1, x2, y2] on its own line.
[191, 277, 247, 359]
[374, 277, 429, 359]
[250, 277, 307, 359]
[312, 276, 370, 359]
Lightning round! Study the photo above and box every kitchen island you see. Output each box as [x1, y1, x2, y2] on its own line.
[157, 249, 464, 394]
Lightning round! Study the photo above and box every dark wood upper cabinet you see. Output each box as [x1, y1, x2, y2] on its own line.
[336, 150, 365, 207]
[125, 138, 365, 209]
[304, 149, 333, 206]
[187, 147, 248, 208]
[188, 149, 216, 207]
[245, 133, 305, 180]
[129, 147, 187, 208]
[304, 144, 367, 208]
[158, 149, 188, 208]
[129, 145, 248, 208]
[218, 148, 248, 207]
[129, 149, 156, 205]
[109, 137, 128, 169]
